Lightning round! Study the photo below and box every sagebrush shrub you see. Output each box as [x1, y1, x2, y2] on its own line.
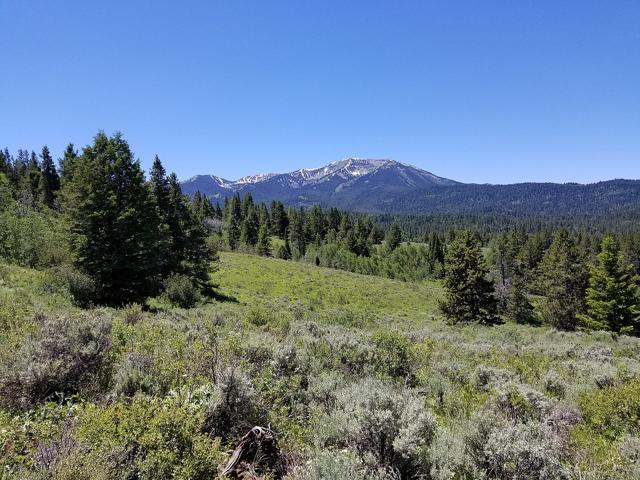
[112, 352, 157, 397]
[202, 367, 258, 441]
[321, 378, 436, 476]
[163, 274, 201, 308]
[0, 313, 111, 410]
[466, 413, 569, 480]
[371, 330, 414, 382]
[46, 265, 97, 307]
[429, 424, 483, 480]
[286, 450, 400, 480]
[543, 370, 566, 398]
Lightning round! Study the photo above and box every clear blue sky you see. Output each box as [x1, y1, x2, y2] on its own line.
[1, 1, 638, 184]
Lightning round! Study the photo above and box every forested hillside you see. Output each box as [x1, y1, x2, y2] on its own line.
[1, 134, 640, 479]
[182, 158, 640, 216]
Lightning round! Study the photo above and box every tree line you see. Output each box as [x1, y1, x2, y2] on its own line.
[200, 191, 640, 335]
[440, 229, 640, 335]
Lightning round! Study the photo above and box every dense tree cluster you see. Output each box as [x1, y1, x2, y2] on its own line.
[0, 133, 214, 305]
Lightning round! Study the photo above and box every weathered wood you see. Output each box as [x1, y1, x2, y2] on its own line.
[220, 426, 283, 479]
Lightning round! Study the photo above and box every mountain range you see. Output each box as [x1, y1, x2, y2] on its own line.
[181, 158, 640, 216]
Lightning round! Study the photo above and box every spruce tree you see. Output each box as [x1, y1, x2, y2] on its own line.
[538, 229, 588, 330]
[578, 236, 640, 335]
[384, 224, 402, 253]
[59, 143, 78, 185]
[440, 230, 498, 324]
[256, 224, 271, 256]
[506, 266, 535, 324]
[289, 207, 306, 258]
[227, 193, 242, 250]
[240, 207, 259, 246]
[39, 146, 60, 208]
[63, 132, 160, 305]
[26, 151, 41, 201]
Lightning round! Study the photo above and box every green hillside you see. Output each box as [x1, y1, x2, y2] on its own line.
[214, 252, 443, 324]
[2, 253, 640, 478]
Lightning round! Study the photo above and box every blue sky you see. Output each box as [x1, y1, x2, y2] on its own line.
[1, 1, 638, 183]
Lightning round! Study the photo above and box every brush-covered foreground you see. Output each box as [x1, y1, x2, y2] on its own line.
[1, 253, 640, 479]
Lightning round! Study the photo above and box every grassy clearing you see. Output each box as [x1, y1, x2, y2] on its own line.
[214, 252, 443, 324]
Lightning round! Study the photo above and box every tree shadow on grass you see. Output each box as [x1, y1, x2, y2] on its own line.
[203, 283, 238, 303]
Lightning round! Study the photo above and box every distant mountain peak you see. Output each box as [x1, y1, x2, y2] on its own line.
[234, 173, 278, 185]
[181, 157, 458, 204]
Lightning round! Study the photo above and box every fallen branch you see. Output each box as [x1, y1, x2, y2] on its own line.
[220, 426, 284, 479]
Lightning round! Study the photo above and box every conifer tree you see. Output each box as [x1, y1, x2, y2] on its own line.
[63, 132, 160, 305]
[39, 146, 60, 208]
[169, 174, 213, 288]
[270, 200, 288, 238]
[289, 207, 306, 257]
[227, 193, 242, 250]
[440, 230, 498, 324]
[26, 151, 41, 201]
[256, 224, 271, 256]
[59, 143, 78, 185]
[384, 223, 402, 253]
[538, 228, 588, 330]
[240, 207, 259, 246]
[506, 264, 535, 324]
[276, 228, 292, 260]
[578, 236, 640, 335]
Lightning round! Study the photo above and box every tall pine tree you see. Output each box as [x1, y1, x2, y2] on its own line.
[63, 132, 160, 305]
[538, 228, 588, 330]
[578, 236, 640, 335]
[39, 146, 60, 208]
[440, 230, 498, 324]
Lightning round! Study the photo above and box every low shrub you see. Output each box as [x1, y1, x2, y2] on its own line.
[46, 265, 97, 307]
[163, 274, 201, 308]
[0, 313, 111, 410]
[287, 450, 399, 480]
[466, 413, 569, 480]
[75, 389, 226, 479]
[111, 352, 157, 397]
[579, 379, 640, 440]
[371, 330, 414, 382]
[543, 370, 566, 398]
[319, 378, 436, 476]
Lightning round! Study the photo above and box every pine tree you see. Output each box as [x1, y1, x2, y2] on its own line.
[0, 148, 9, 175]
[39, 146, 60, 208]
[59, 143, 78, 185]
[256, 224, 271, 256]
[288, 208, 306, 258]
[227, 193, 242, 250]
[170, 174, 213, 288]
[440, 230, 498, 324]
[276, 228, 292, 260]
[26, 151, 41, 201]
[270, 200, 288, 238]
[506, 266, 535, 324]
[578, 236, 640, 335]
[63, 132, 161, 305]
[538, 228, 588, 330]
[240, 207, 259, 246]
[384, 224, 402, 253]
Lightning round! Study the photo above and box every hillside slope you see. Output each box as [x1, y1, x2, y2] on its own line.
[2, 253, 639, 478]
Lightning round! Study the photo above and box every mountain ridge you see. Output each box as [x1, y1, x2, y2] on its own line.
[181, 158, 640, 216]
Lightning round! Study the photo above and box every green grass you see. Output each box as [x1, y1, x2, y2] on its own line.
[213, 252, 443, 324]
[2, 253, 640, 478]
